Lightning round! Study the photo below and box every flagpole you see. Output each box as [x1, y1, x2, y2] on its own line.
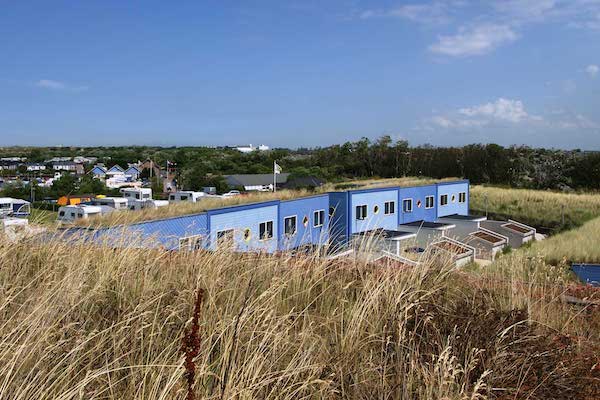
[273, 160, 276, 192]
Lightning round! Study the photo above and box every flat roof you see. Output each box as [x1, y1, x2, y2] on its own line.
[401, 220, 456, 230]
[431, 239, 472, 255]
[503, 222, 534, 234]
[353, 228, 416, 240]
[470, 230, 505, 245]
[439, 214, 486, 222]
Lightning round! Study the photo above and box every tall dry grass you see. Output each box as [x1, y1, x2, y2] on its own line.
[512, 216, 600, 265]
[0, 231, 598, 399]
[470, 186, 600, 228]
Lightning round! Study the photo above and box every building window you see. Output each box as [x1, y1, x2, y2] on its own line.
[179, 235, 203, 251]
[384, 201, 395, 215]
[459, 192, 466, 203]
[217, 229, 234, 248]
[169, 195, 175, 200]
[313, 210, 325, 227]
[259, 221, 274, 240]
[180, 195, 188, 201]
[440, 194, 448, 206]
[356, 205, 367, 220]
[284, 216, 297, 236]
[425, 195, 434, 209]
[403, 199, 413, 213]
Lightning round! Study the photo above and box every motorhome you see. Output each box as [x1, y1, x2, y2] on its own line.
[0, 197, 31, 216]
[127, 199, 169, 211]
[168, 191, 208, 203]
[120, 187, 152, 201]
[90, 196, 129, 210]
[57, 205, 114, 223]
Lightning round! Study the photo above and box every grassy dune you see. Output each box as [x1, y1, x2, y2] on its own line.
[519, 216, 600, 265]
[470, 186, 600, 229]
[0, 233, 598, 399]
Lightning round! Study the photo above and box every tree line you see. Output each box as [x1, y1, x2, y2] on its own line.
[2, 137, 600, 200]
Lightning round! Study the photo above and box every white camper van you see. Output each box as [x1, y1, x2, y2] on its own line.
[91, 196, 129, 210]
[120, 187, 152, 201]
[57, 205, 113, 223]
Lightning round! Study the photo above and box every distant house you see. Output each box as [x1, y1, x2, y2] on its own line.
[281, 176, 324, 190]
[89, 165, 107, 178]
[45, 157, 71, 163]
[0, 160, 19, 171]
[224, 173, 290, 191]
[25, 162, 47, 171]
[106, 165, 125, 177]
[234, 144, 270, 153]
[73, 156, 98, 164]
[125, 165, 141, 180]
[52, 161, 84, 175]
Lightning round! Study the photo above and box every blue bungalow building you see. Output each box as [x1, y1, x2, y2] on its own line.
[75, 180, 472, 255]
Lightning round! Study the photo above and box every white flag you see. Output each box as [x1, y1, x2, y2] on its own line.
[274, 162, 282, 174]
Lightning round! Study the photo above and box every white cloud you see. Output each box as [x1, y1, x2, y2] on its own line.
[458, 98, 534, 123]
[36, 79, 66, 90]
[586, 64, 599, 78]
[35, 79, 88, 92]
[428, 24, 518, 57]
[360, 3, 450, 25]
[424, 98, 543, 131]
[493, 0, 558, 22]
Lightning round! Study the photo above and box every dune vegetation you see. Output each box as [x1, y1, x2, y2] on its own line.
[1, 231, 599, 400]
[470, 185, 600, 229]
[516, 216, 600, 265]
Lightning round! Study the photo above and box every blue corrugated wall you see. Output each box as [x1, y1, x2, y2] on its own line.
[398, 185, 437, 224]
[328, 192, 348, 247]
[278, 195, 330, 250]
[436, 180, 470, 218]
[572, 264, 600, 286]
[349, 188, 399, 234]
[208, 202, 279, 253]
[93, 213, 208, 250]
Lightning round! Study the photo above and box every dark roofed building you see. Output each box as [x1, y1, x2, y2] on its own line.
[224, 173, 290, 191]
[280, 176, 324, 190]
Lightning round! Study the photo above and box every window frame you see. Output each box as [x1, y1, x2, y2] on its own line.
[384, 201, 395, 215]
[425, 195, 435, 209]
[313, 209, 325, 228]
[179, 234, 204, 251]
[458, 192, 467, 203]
[284, 215, 297, 236]
[356, 204, 368, 220]
[402, 198, 413, 213]
[258, 220, 274, 241]
[440, 194, 448, 207]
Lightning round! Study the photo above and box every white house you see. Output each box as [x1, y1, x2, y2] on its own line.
[26, 163, 47, 171]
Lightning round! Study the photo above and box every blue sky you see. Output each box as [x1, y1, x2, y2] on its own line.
[2, 1, 600, 149]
